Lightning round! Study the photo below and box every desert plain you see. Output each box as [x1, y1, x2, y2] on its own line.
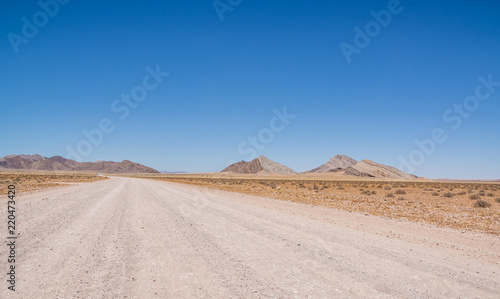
[1, 171, 499, 298]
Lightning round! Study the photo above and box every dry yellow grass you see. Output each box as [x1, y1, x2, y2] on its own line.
[136, 174, 500, 235]
[0, 172, 107, 195]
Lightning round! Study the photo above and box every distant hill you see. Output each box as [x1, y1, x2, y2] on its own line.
[347, 159, 417, 180]
[306, 154, 358, 173]
[222, 155, 296, 175]
[307, 154, 417, 180]
[0, 154, 159, 173]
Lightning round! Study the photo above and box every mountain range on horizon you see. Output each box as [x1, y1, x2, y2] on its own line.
[223, 154, 418, 180]
[0, 154, 159, 173]
[307, 154, 418, 180]
[4, 154, 492, 180]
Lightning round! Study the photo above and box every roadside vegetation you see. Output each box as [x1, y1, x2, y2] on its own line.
[0, 172, 106, 195]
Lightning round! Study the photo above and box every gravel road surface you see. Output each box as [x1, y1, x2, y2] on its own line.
[1, 177, 499, 298]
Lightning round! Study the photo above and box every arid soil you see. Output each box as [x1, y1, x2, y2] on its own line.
[0, 177, 499, 298]
[144, 175, 500, 235]
[0, 172, 107, 195]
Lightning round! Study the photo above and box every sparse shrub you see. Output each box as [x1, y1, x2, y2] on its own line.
[487, 193, 494, 197]
[398, 197, 406, 201]
[395, 189, 406, 195]
[474, 200, 491, 208]
[442, 192, 454, 198]
[432, 192, 439, 196]
[457, 191, 466, 195]
[469, 194, 480, 200]
[384, 186, 392, 190]
[495, 197, 500, 203]
[386, 193, 394, 198]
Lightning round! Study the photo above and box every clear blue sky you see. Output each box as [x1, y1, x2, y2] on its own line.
[1, 0, 499, 179]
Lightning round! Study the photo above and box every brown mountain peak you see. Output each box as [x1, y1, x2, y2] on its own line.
[0, 154, 159, 173]
[222, 156, 295, 175]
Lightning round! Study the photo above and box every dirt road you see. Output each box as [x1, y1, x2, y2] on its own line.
[1, 177, 499, 298]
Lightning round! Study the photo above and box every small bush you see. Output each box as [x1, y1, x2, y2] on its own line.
[395, 189, 406, 195]
[457, 191, 466, 195]
[432, 192, 439, 196]
[474, 200, 491, 208]
[469, 194, 480, 200]
[397, 197, 406, 201]
[486, 193, 494, 197]
[384, 186, 392, 190]
[442, 192, 454, 198]
[495, 197, 500, 203]
[386, 193, 394, 198]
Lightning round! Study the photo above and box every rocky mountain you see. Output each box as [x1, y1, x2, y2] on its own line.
[346, 159, 417, 180]
[0, 154, 159, 173]
[307, 154, 417, 180]
[222, 155, 296, 175]
[307, 154, 358, 173]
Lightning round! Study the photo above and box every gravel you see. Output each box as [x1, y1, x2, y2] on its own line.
[1, 177, 499, 298]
